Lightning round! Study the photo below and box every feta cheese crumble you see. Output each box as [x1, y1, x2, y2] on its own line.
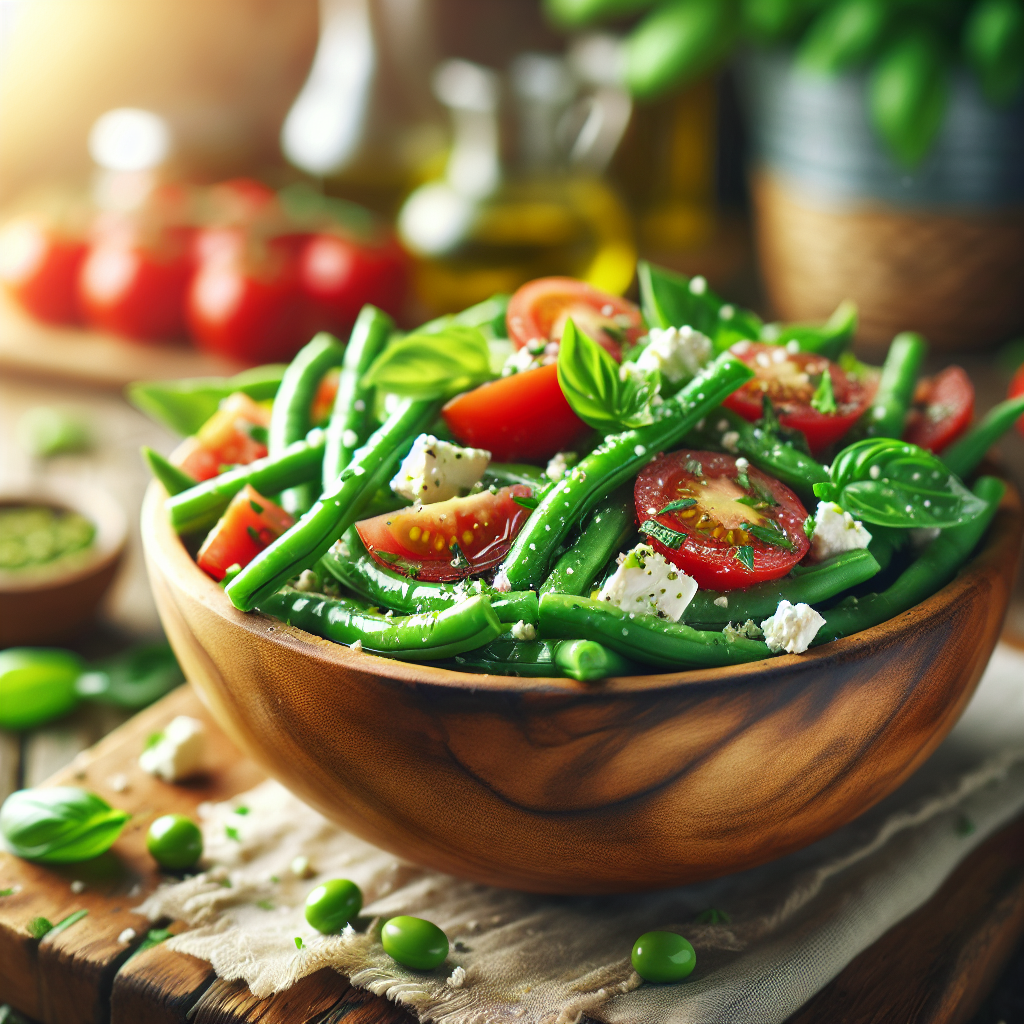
[139, 716, 205, 783]
[117, 928, 137, 945]
[809, 501, 872, 561]
[713, 595, 729, 609]
[634, 326, 713, 384]
[596, 544, 697, 621]
[761, 600, 825, 654]
[510, 619, 537, 641]
[390, 434, 490, 503]
[448, 966, 467, 989]
[545, 451, 575, 482]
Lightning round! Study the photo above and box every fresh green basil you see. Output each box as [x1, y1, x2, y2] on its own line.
[758, 395, 812, 455]
[639, 519, 687, 549]
[362, 326, 494, 399]
[416, 294, 510, 340]
[657, 497, 697, 515]
[734, 546, 755, 570]
[811, 368, 838, 414]
[0, 787, 130, 863]
[814, 438, 989, 528]
[742, 518, 796, 551]
[557, 319, 660, 433]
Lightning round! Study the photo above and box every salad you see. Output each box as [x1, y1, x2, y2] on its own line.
[137, 263, 1024, 681]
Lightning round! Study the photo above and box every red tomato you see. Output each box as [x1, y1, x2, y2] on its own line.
[356, 485, 533, 582]
[441, 363, 589, 462]
[903, 366, 975, 453]
[299, 232, 408, 336]
[723, 342, 873, 455]
[0, 218, 86, 325]
[197, 484, 294, 581]
[634, 450, 810, 590]
[172, 392, 271, 481]
[506, 277, 643, 361]
[1012, 362, 1024, 438]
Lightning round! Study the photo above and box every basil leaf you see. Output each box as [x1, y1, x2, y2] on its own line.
[657, 498, 697, 515]
[757, 396, 812, 455]
[637, 260, 722, 338]
[639, 519, 687, 549]
[734, 546, 755, 570]
[742, 519, 796, 552]
[363, 326, 494, 399]
[449, 541, 471, 570]
[513, 496, 540, 510]
[0, 787, 130, 863]
[810, 368, 837, 415]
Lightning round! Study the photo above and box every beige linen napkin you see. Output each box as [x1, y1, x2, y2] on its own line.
[139, 644, 1024, 1024]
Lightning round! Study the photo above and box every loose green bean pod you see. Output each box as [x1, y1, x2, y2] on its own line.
[444, 637, 635, 680]
[141, 447, 197, 497]
[941, 395, 1024, 480]
[226, 398, 439, 612]
[166, 429, 327, 534]
[540, 487, 635, 597]
[270, 332, 344, 515]
[539, 593, 770, 668]
[323, 306, 394, 490]
[684, 548, 882, 626]
[555, 638, 636, 680]
[815, 476, 1004, 644]
[500, 353, 754, 591]
[257, 589, 501, 660]
[319, 529, 539, 624]
[856, 331, 927, 439]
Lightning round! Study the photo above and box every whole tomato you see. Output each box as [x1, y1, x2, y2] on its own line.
[0, 218, 86, 325]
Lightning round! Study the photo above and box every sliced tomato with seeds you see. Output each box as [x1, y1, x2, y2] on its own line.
[506, 277, 643, 361]
[903, 365, 974, 453]
[172, 392, 271, 481]
[723, 341, 873, 455]
[635, 450, 810, 590]
[356, 485, 533, 582]
[197, 485, 294, 581]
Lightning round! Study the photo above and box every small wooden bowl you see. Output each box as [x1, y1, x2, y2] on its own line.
[141, 480, 1023, 894]
[0, 480, 126, 646]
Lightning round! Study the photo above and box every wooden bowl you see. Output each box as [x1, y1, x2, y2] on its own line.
[0, 480, 126, 647]
[141, 480, 1023, 894]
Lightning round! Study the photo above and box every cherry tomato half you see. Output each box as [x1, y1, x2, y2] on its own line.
[635, 450, 810, 590]
[197, 484, 294, 581]
[0, 219, 86, 325]
[441, 363, 589, 462]
[903, 365, 974, 453]
[506, 277, 643, 361]
[356, 485, 533, 582]
[172, 392, 270, 481]
[723, 342, 872, 455]
[1011, 362, 1024, 439]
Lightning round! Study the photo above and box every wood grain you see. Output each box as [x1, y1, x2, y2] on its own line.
[111, 941, 215, 1024]
[141, 478, 1024, 895]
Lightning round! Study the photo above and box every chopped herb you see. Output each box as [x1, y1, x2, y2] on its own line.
[639, 519, 687, 550]
[657, 497, 697, 515]
[246, 424, 268, 445]
[249, 500, 264, 515]
[270, 875, 280, 884]
[449, 541, 471, 570]
[684, 456, 704, 477]
[742, 519, 796, 552]
[225, 825, 241, 842]
[233, 806, 250, 816]
[256, 899, 274, 910]
[955, 815, 976, 837]
[758, 396, 811, 455]
[133, 928, 174, 957]
[804, 514, 816, 539]
[48, 909, 88, 936]
[0, 888, 14, 897]
[294, 936, 305, 949]
[752, 479, 779, 507]
[144, 731, 164, 750]
[735, 495, 763, 509]
[810, 368, 837, 415]
[373, 550, 421, 578]
[694, 908, 731, 925]
[513, 495, 539, 510]
[735, 467, 750, 490]
[27, 917, 53, 939]
[734, 546, 755, 571]
[246, 525, 263, 545]
[219, 878, 233, 888]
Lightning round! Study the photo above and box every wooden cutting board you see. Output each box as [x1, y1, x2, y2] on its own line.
[0, 685, 1020, 1024]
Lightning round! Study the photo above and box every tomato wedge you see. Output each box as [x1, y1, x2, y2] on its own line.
[634, 450, 810, 590]
[903, 365, 974, 452]
[0, 218, 86, 326]
[442, 363, 589, 462]
[506, 277, 643, 361]
[723, 342, 872, 455]
[356, 485, 533, 582]
[197, 485, 294, 581]
[172, 392, 271, 481]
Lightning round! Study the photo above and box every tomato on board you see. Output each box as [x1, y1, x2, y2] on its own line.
[0, 218, 86, 325]
[903, 366, 974, 453]
[172, 392, 271, 481]
[723, 342, 873, 455]
[441, 362, 589, 462]
[197, 484, 294, 581]
[1012, 362, 1024, 438]
[356, 485, 533, 582]
[634, 450, 810, 590]
[506, 277, 643, 361]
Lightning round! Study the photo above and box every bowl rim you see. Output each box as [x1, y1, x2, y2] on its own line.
[142, 475, 1024, 697]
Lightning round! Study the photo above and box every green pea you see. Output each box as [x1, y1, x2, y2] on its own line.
[631, 931, 697, 983]
[304, 879, 363, 934]
[146, 814, 203, 870]
[381, 915, 449, 970]
[0, 649, 84, 731]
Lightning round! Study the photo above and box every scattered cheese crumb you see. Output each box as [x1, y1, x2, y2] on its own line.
[634, 326, 713, 383]
[510, 620, 537, 641]
[761, 600, 825, 654]
[721, 431, 740, 453]
[390, 434, 491, 503]
[294, 569, 319, 592]
[545, 451, 574, 482]
[139, 716, 206, 783]
[713, 595, 729, 609]
[117, 928, 137, 944]
[502, 347, 541, 376]
[597, 544, 697, 621]
[809, 501, 872, 561]
[341, 429, 359, 449]
[492, 567, 512, 593]
[70, 880, 86, 894]
[723, 619, 764, 642]
[290, 855, 313, 879]
[350, 639, 363, 652]
[107, 773, 129, 793]
[448, 966, 467, 989]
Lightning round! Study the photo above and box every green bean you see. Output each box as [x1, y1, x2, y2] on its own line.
[540, 487, 635, 597]
[443, 637, 635, 680]
[483, 463, 550, 490]
[814, 476, 1004, 644]
[555, 639, 636, 680]
[323, 306, 394, 490]
[226, 398, 440, 612]
[941, 395, 1024, 480]
[500, 353, 753, 591]
[539, 593, 770, 668]
[319, 529, 539, 624]
[761, 300, 858, 361]
[684, 548, 882, 626]
[166, 429, 326, 534]
[270, 332, 344, 515]
[256, 589, 501, 661]
[857, 331, 927, 439]
[141, 447, 197, 496]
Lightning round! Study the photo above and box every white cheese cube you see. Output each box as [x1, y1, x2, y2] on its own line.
[139, 715, 205, 783]
[810, 501, 873, 561]
[510, 620, 537, 641]
[761, 600, 825, 654]
[390, 434, 490, 504]
[634, 326, 713, 384]
[596, 544, 697, 621]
